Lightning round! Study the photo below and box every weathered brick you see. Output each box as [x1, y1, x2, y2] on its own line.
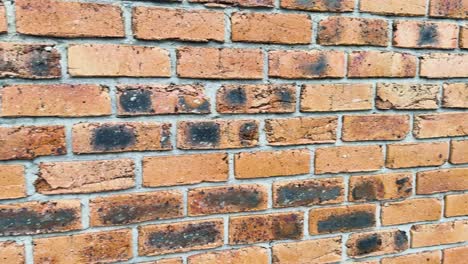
[301, 83, 373, 112]
[188, 246, 269, 264]
[346, 229, 408, 258]
[0, 165, 26, 200]
[417, 168, 468, 194]
[139, 259, 183, 264]
[414, 113, 468, 138]
[133, 7, 224, 42]
[34, 229, 132, 263]
[445, 193, 468, 217]
[429, 0, 468, 18]
[450, 140, 468, 164]
[381, 198, 442, 225]
[68, 44, 170, 77]
[315, 145, 384, 174]
[461, 26, 468, 49]
[342, 115, 410, 141]
[188, 184, 268, 215]
[0, 126, 66, 161]
[116, 84, 210, 116]
[16, 0, 124, 38]
[0, 42, 61, 79]
[189, 0, 274, 7]
[265, 116, 337, 146]
[177, 120, 258, 149]
[234, 149, 310, 179]
[143, 153, 228, 187]
[0, 241, 24, 264]
[376, 83, 440, 110]
[0, 84, 111, 117]
[0, 2, 6, 34]
[348, 51, 417, 78]
[309, 204, 376, 234]
[443, 83, 468, 108]
[90, 191, 183, 226]
[272, 237, 342, 264]
[177, 47, 263, 79]
[231, 12, 311, 44]
[273, 177, 344, 208]
[444, 246, 468, 264]
[393, 21, 458, 49]
[139, 219, 224, 256]
[420, 54, 468, 78]
[318, 17, 388, 46]
[72, 122, 172, 154]
[349, 172, 413, 202]
[269, 50, 345, 79]
[411, 220, 468, 247]
[217, 84, 296, 114]
[0, 200, 81, 236]
[386, 142, 449, 168]
[281, 0, 354, 12]
[229, 212, 303, 244]
[381, 251, 441, 264]
[360, 0, 427, 16]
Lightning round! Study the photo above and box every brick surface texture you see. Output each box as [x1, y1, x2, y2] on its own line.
[0, 0, 466, 263]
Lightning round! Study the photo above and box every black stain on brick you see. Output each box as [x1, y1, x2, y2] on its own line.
[356, 234, 382, 255]
[225, 87, 247, 107]
[148, 222, 220, 250]
[394, 230, 408, 250]
[396, 177, 410, 191]
[325, 0, 342, 9]
[273, 214, 303, 239]
[201, 188, 263, 209]
[188, 122, 220, 147]
[239, 122, 258, 144]
[418, 24, 438, 46]
[305, 55, 328, 76]
[352, 180, 384, 201]
[119, 89, 153, 113]
[92, 125, 136, 151]
[30, 50, 52, 77]
[276, 184, 342, 207]
[178, 97, 210, 113]
[317, 211, 375, 233]
[276, 88, 294, 106]
[100, 203, 180, 225]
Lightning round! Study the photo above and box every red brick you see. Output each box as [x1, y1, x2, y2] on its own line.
[315, 145, 384, 174]
[444, 246, 468, 264]
[443, 83, 468, 108]
[346, 229, 408, 258]
[393, 20, 458, 49]
[461, 26, 468, 49]
[143, 153, 228, 187]
[342, 114, 410, 141]
[414, 113, 468, 138]
[318, 17, 388, 46]
[360, 0, 427, 16]
[0, 84, 111, 117]
[349, 172, 413, 202]
[0, 125, 66, 161]
[269, 50, 345, 79]
[177, 47, 263, 79]
[281, 0, 354, 12]
[188, 246, 269, 264]
[72, 122, 171, 154]
[381, 198, 442, 225]
[309, 204, 376, 234]
[189, 0, 274, 7]
[0, 165, 26, 200]
[272, 237, 342, 264]
[376, 83, 439, 110]
[429, 0, 468, 18]
[265, 116, 337, 146]
[411, 220, 468, 247]
[0, 241, 24, 264]
[348, 51, 417, 78]
[420, 54, 468, 78]
[16, 0, 124, 38]
[450, 140, 468, 164]
[417, 168, 468, 194]
[445, 193, 468, 217]
[68, 44, 170, 77]
[386, 142, 449, 168]
[381, 251, 441, 264]
[133, 7, 224, 42]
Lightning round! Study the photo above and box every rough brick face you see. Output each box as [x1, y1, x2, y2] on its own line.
[386, 142, 449, 168]
[417, 168, 468, 194]
[411, 220, 468, 247]
[443, 83, 468, 108]
[348, 51, 417, 78]
[381, 198, 442, 225]
[413, 113, 468, 138]
[360, 0, 427, 16]
[429, 0, 468, 18]
[281, 0, 354, 12]
[315, 145, 384, 174]
[272, 237, 342, 264]
[444, 246, 468, 264]
[188, 246, 269, 264]
[393, 21, 458, 49]
[0, 241, 24, 264]
[342, 114, 410, 141]
[0, 3, 6, 34]
[376, 83, 440, 110]
[189, 0, 274, 7]
[349, 172, 413, 202]
[346, 229, 408, 258]
[381, 251, 441, 264]
[420, 54, 468, 78]
[461, 26, 468, 49]
[309, 204, 376, 234]
[0, 165, 26, 200]
[450, 140, 468, 164]
[445, 194, 468, 217]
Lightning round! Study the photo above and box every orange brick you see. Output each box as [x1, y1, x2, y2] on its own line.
[414, 113, 468, 138]
[0, 241, 24, 264]
[265, 116, 337, 146]
[229, 212, 303, 244]
[0, 42, 61, 79]
[72, 122, 171, 154]
[177, 47, 263, 79]
[0, 2, 7, 34]
[429, 0, 468, 18]
[34, 229, 132, 263]
[189, 0, 273, 7]
[272, 237, 342, 264]
[386, 142, 449, 168]
[342, 114, 410, 141]
[445, 193, 468, 217]
[116, 84, 210, 116]
[450, 140, 468, 164]
[461, 26, 468, 48]
[315, 145, 384, 174]
[444, 246, 468, 264]
[0, 200, 81, 236]
[234, 149, 310, 179]
[417, 168, 468, 194]
[349, 172, 413, 202]
[217, 84, 296, 114]
[443, 83, 468, 108]
[0, 165, 26, 200]
[177, 120, 258, 149]
[139, 219, 224, 256]
[420, 53, 468, 78]
[232, 12, 311, 44]
[0, 84, 111, 117]
[381, 198, 441, 225]
[309, 204, 376, 234]
[0, 125, 66, 161]
[16, 0, 124, 38]
[411, 220, 468, 247]
[269, 50, 345, 79]
[360, 0, 427, 16]
[188, 246, 269, 264]
[273, 177, 344, 208]
[281, 0, 354, 12]
[133, 7, 224, 42]
[68, 44, 170, 77]
[381, 251, 441, 264]
[346, 229, 408, 258]
[376, 83, 439, 110]
[139, 259, 183, 264]
[348, 51, 417, 78]
[301, 83, 373, 112]
[318, 16, 388, 46]
[143, 153, 228, 187]
[188, 184, 268, 215]
[393, 20, 458, 49]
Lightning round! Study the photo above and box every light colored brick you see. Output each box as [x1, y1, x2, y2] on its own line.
[450, 140, 468, 164]
[0, 3, 6, 34]
[381, 198, 442, 225]
[0, 165, 26, 200]
[376, 83, 439, 110]
[309, 204, 376, 234]
[0, 241, 24, 264]
[272, 237, 342, 264]
[414, 113, 468, 138]
[417, 168, 468, 194]
[393, 20, 458, 49]
[445, 193, 468, 217]
[444, 246, 468, 264]
[461, 26, 468, 48]
[429, 0, 468, 18]
[349, 172, 413, 202]
[281, 0, 354, 12]
[315, 145, 384, 174]
[386, 142, 449, 168]
[348, 51, 417, 78]
[189, 0, 273, 7]
[360, 0, 427, 16]
[346, 229, 408, 258]
[443, 83, 468, 108]
[411, 220, 468, 247]
[188, 246, 269, 264]
[381, 251, 441, 264]
[342, 115, 410, 141]
[420, 53, 468, 78]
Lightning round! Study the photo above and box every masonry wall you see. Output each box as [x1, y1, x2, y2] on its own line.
[0, 0, 467, 263]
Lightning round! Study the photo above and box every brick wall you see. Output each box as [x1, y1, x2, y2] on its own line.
[0, 0, 467, 263]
